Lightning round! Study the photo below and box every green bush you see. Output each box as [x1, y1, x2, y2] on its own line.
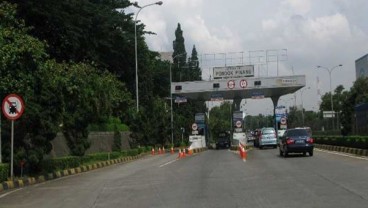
[41, 148, 147, 173]
[0, 163, 10, 183]
[145, 146, 152, 152]
[127, 149, 139, 156]
[314, 136, 368, 149]
[88, 117, 129, 132]
[41, 156, 82, 173]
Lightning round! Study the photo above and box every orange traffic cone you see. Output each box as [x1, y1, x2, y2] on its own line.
[170, 147, 174, 154]
[151, 148, 155, 155]
[162, 146, 165, 154]
[241, 146, 247, 162]
[177, 149, 182, 158]
[158, 147, 162, 154]
[182, 148, 186, 158]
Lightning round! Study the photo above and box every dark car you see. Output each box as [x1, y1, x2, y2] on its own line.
[279, 128, 314, 157]
[253, 129, 261, 147]
[216, 133, 231, 149]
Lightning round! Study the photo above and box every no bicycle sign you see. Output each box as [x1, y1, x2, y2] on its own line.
[2, 94, 25, 120]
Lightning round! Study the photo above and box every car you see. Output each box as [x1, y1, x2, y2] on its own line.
[253, 129, 262, 147]
[246, 130, 255, 142]
[216, 132, 231, 149]
[279, 128, 314, 157]
[295, 127, 312, 137]
[258, 127, 277, 149]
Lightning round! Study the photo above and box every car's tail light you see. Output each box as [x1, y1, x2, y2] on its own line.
[307, 138, 314, 144]
[286, 138, 294, 144]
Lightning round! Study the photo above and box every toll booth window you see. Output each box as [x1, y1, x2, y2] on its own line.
[175, 85, 182, 90]
[254, 81, 261, 86]
[213, 83, 220, 88]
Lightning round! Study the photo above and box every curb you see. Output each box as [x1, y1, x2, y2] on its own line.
[0, 153, 150, 193]
[314, 144, 368, 157]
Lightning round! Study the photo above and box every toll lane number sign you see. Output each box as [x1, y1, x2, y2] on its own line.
[2, 94, 25, 120]
[240, 80, 247, 88]
[227, 80, 235, 89]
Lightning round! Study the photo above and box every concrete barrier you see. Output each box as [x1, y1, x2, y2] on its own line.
[63, 170, 69, 176]
[47, 173, 54, 180]
[316, 144, 367, 157]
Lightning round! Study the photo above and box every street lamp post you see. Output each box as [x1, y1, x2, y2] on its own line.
[134, 1, 163, 112]
[181, 127, 184, 144]
[300, 87, 310, 126]
[170, 53, 185, 147]
[316, 64, 343, 129]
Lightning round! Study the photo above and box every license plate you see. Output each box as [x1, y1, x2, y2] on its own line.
[295, 140, 305, 144]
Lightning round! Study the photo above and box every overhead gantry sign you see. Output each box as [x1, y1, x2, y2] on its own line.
[171, 75, 306, 106]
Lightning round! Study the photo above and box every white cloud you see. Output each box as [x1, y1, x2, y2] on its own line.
[136, 0, 368, 114]
[304, 14, 351, 41]
[282, 0, 312, 15]
[262, 19, 278, 31]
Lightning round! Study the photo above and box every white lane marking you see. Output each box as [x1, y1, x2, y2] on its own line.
[316, 149, 368, 161]
[159, 159, 178, 168]
[0, 188, 22, 199]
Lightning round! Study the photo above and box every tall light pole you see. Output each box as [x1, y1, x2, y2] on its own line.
[170, 53, 185, 147]
[300, 86, 310, 126]
[316, 64, 343, 129]
[134, 1, 163, 112]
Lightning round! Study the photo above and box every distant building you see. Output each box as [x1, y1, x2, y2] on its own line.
[355, 53, 368, 80]
[159, 52, 173, 62]
[354, 103, 368, 135]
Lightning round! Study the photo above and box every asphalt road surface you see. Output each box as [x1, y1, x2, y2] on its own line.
[1, 148, 368, 208]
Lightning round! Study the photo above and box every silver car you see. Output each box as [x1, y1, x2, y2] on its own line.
[259, 127, 277, 149]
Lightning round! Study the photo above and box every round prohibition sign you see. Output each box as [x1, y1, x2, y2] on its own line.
[2, 94, 25, 120]
[227, 80, 235, 89]
[236, 120, 242, 128]
[192, 123, 198, 131]
[239, 80, 248, 88]
[280, 117, 287, 125]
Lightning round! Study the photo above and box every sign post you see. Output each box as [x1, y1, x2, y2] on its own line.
[191, 123, 198, 135]
[0, 112, 2, 164]
[2, 94, 25, 179]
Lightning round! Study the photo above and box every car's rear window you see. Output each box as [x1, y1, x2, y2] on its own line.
[262, 129, 275, 134]
[287, 129, 309, 137]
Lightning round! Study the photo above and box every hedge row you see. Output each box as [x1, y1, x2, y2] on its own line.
[0, 163, 9, 182]
[314, 136, 368, 149]
[41, 148, 148, 173]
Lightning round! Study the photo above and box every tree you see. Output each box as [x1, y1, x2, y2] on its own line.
[319, 84, 350, 131]
[186, 45, 201, 81]
[1, 2, 134, 172]
[12, 0, 148, 99]
[128, 97, 170, 147]
[340, 77, 368, 135]
[58, 62, 132, 156]
[13, 0, 176, 146]
[0, 2, 62, 172]
[172, 23, 187, 82]
[170, 23, 207, 145]
[208, 102, 232, 141]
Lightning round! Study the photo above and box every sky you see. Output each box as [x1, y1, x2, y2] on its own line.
[129, 0, 368, 115]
